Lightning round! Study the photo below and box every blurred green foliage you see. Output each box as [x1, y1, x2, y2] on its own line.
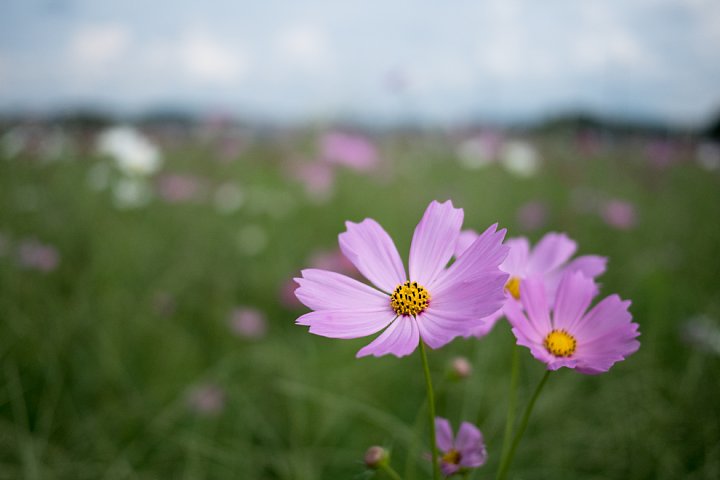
[0, 128, 719, 479]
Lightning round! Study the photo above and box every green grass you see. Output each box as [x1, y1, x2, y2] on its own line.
[1, 129, 719, 479]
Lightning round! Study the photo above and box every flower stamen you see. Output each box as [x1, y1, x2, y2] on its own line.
[391, 281, 430, 316]
[505, 276, 521, 300]
[544, 329, 577, 357]
[441, 448, 462, 465]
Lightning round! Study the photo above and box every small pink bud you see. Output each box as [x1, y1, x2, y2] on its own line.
[364, 446, 389, 469]
[451, 357, 472, 379]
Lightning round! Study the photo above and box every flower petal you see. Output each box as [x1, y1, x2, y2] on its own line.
[297, 309, 395, 339]
[455, 422, 484, 457]
[501, 237, 530, 276]
[518, 276, 553, 337]
[527, 232, 577, 275]
[356, 316, 419, 358]
[415, 311, 466, 349]
[552, 271, 597, 332]
[294, 269, 389, 311]
[339, 218, 406, 293]
[409, 200, 464, 286]
[454, 229, 478, 257]
[430, 223, 508, 292]
[466, 307, 504, 338]
[565, 255, 607, 278]
[435, 417, 454, 452]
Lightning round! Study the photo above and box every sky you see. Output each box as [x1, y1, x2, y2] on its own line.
[1, 0, 719, 126]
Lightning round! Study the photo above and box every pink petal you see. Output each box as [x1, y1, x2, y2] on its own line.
[518, 276, 553, 337]
[552, 271, 597, 332]
[501, 237, 530, 276]
[416, 311, 466, 349]
[409, 200, 464, 286]
[298, 309, 395, 339]
[430, 271, 508, 320]
[455, 422, 483, 455]
[356, 316, 420, 358]
[435, 417, 454, 452]
[527, 232, 577, 275]
[339, 218, 406, 293]
[574, 295, 635, 342]
[466, 308, 504, 338]
[565, 255, 607, 278]
[294, 269, 388, 311]
[454, 229, 478, 257]
[430, 224, 508, 292]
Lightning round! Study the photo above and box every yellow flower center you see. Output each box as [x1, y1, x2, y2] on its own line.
[544, 329, 577, 357]
[391, 281, 430, 316]
[441, 448, 461, 465]
[505, 276, 521, 300]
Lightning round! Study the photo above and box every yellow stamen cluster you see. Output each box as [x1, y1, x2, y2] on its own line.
[391, 281, 430, 316]
[505, 276, 521, 300]
[441, 449, 462, 465]
[544, 329, 577, 357]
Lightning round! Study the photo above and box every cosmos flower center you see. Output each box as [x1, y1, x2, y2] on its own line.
[544, 329, 577, 357]
[505, 276, 521, 300]
[390, 281, 430, 316]
[441, 448, 462, 465]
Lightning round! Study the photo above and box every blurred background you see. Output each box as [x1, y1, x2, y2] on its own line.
[1, 1, 719, 479]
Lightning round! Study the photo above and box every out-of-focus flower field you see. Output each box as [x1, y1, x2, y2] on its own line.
[0, 121, 719, 479]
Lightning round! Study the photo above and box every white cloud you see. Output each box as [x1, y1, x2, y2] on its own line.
[178, 31, 250, 84]
[275, 25, 331, 71]
[68, 24, 131, 68]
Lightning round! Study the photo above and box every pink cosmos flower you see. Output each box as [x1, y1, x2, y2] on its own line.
[516, 201, 548, 231]
[435, 417, 487, 477]
[294, 200, 509, 357]
[506, 271, 640, 374]
[455, 232, 607, 337]
[229, 307, 268, 340]
[600, 199, 637, 230]
[156, 173, 204, 203]
[17, 239, 60, 272]
[186, 383, 226, 415]
[320, 132, 379, 171]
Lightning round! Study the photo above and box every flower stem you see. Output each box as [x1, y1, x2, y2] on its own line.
[419, 340, 440, 480]
[497, 343, 519, 471]
[496, 370, 551, 480]
[379, 463, 403, 480]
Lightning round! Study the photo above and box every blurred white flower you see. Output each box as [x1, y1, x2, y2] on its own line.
[696, 142, 720, 171]
[97, 126, 162, 176]
[214, 182, 245, 214]
[456, 133, 502, 170]
[112, 178, 152, 209]
[500, 140, 540, 177]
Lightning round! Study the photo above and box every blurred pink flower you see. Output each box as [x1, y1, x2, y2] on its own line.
[18, 239, 59, 272]
[156, 174, 204, 203]
[280, 278, 304, 309]
[186, 383, 226, 415]
[601, 199, 637, 230]
[644, 139, 676, 169]
[308, 248, 358, 277]
[290, 161, 335, 202]
[320, 132, 379, 171]
[229, 307, 268, 339]
[516, 201, 548, 231]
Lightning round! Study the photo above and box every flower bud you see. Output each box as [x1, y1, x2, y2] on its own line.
[364, 446, 389, 469]
[450, 356, 472, 379]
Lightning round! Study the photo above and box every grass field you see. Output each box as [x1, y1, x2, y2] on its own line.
[1, 124, 719, 479]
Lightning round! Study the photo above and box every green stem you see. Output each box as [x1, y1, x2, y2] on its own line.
[496, 370, 551, 480]
[497, 344, 520, 471]
[419, 341, 440, 480]
[379, 463, 403, 480]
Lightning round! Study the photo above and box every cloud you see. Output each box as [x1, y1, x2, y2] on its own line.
[68, 24, 131, 68]
[178, 31, 250, 84]
[275, 24, 331, 71]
